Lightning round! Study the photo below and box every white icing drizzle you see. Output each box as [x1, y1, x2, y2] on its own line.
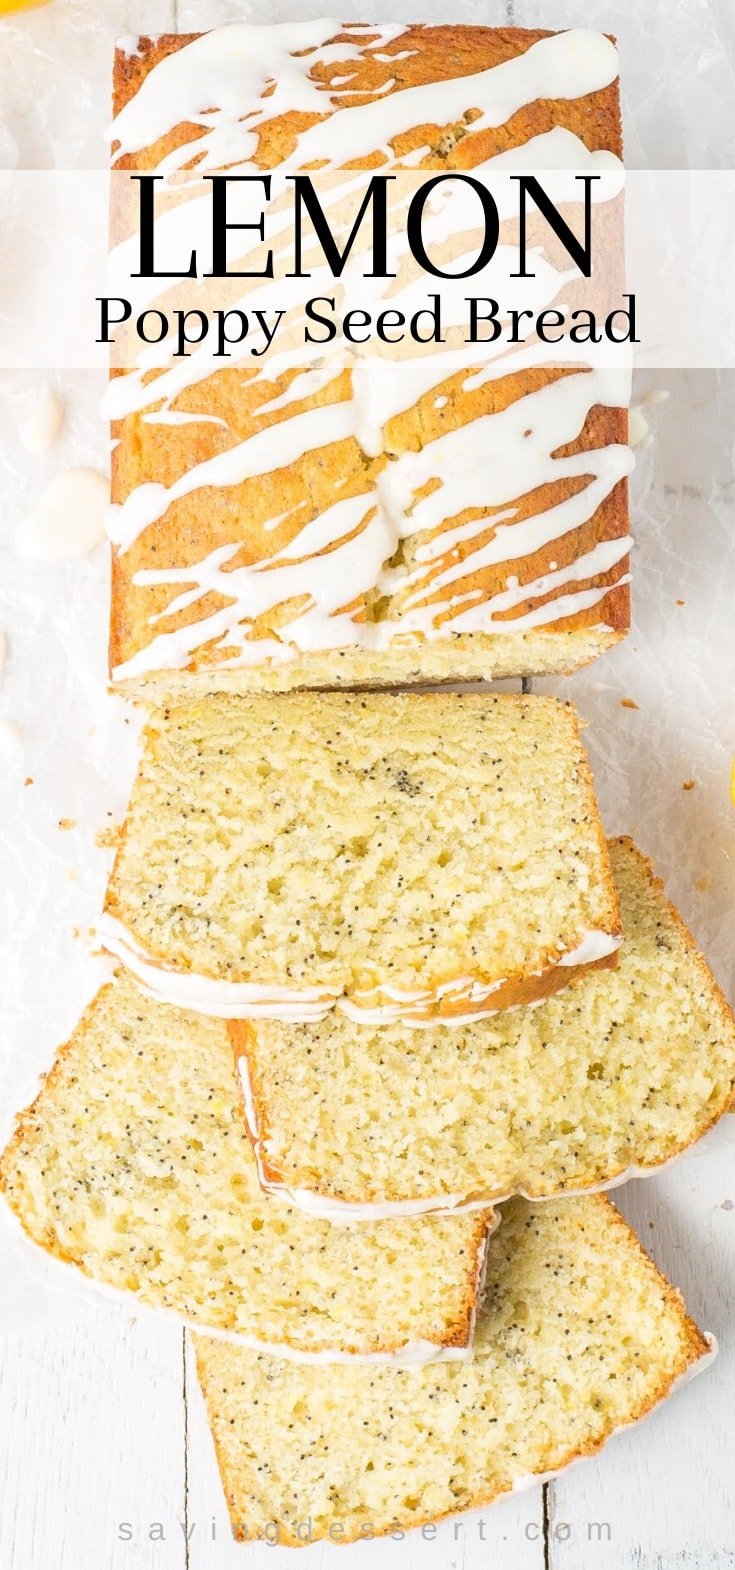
[107, 23, 630, 677]
[109, 25, 617, 173]
[557, 927, 621, 965]
[108, 402, 356, 552]
[111, 368, 632, 680]
[99, 911, 621, 1025]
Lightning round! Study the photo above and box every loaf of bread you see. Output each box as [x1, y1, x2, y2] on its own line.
[194, 1195, 711, 1544]
[233, 837, 735, 1215]
[99, 690, 620, 1023]
[0, 976, 493, 1361]
[108, 24, 631, 697]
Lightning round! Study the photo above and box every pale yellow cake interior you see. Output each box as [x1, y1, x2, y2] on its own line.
[0, 977, 491, 1357]
[104, 690, 618, 1008]
[240, 838, 735, 1207]
[195, 1195, 708, 1544]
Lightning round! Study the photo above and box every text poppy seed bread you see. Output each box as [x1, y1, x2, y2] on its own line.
[233, 837, 735, 1215]
[99, 690, 621, 1024]
[108, 24, 631, 697]
[0, 976, 494, 1362]
[194, 1195, 712, 1546]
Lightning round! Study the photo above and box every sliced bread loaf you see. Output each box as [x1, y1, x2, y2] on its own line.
[233, 838, 735, 1215]
[100, 691, 620, 1023]
[0, 977, 493, 1361]
[194, 1195, 712, 1545]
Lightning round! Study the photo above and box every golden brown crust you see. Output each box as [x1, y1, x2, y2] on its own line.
[109, 27, 630, 689]
[194, 1195, 709, 1548]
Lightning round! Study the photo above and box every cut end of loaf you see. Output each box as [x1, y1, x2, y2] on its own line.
[102, 690, 620, 1021]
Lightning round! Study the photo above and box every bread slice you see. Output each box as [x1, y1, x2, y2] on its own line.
[233, 837, 735, 1215]
[194, 1194, 712, 1545]
[100, 691, 620, 1024]
[108, 25, 630, 698]
[0, 976, 493, 1361]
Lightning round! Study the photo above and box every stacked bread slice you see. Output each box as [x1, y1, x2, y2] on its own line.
[3, 678, 733, 1539]
[233, 836, 735, 1216]
[194, 1197, 713, 1544]
[98, 691, 622, 1023]
[0, 975, 493, 1363]
[3, 18, 732, 1551]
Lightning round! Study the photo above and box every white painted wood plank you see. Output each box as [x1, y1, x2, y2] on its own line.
[184, 1333, 545, 1570]
[547, 1130, 735, 1570]
[0, 1301, 186, 1570]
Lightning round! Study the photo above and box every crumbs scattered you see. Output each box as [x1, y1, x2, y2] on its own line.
[682, 779, 696, 791]
[58, 818, 77, 831]
[721, 1199, 734, 1212]
[620, 698, 639, 711]
[96, 825, 121, 849]
[24, 776, 33, 786]
[696, 876, 712, 893]
[676, 599, 685, 607]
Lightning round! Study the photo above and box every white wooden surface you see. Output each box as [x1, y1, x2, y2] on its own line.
[0, 2, 734, 1567]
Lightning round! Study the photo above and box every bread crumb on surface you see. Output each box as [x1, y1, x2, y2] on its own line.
[96, 825, 121, 850]
[621, 697, 639, 710]
[682, 780, 696, 791]
[58, 818, 76, 831]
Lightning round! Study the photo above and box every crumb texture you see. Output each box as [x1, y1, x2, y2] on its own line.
[0, 977, 490, 1356]
[104, 691, 619, 1013]
[240, 838, 735, 1206]
[195, 1195, 708, 1545]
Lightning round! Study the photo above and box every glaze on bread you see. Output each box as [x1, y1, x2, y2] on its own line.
[108, 25, 631, 695]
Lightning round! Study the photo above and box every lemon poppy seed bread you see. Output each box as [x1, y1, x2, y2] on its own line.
[108, 24, 630, 697]
[194, 1195, 712, 1546]
[232, 837, 735, 1214]
[100, 690, 620, 1024]
[0, 977, 493, 1361]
